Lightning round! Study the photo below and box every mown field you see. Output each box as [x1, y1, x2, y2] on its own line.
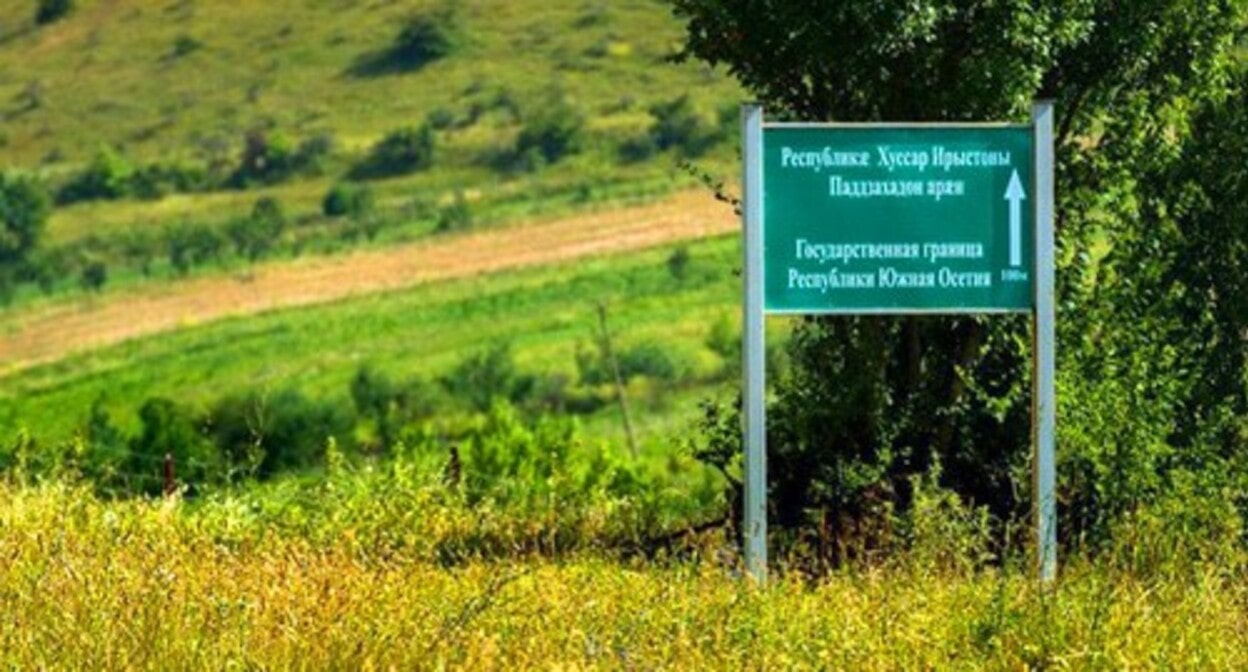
[4, 481, 1246, 669]
[1, 234, 770, 450]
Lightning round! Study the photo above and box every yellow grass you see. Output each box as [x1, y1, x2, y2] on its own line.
[3, 482, 1247, 669]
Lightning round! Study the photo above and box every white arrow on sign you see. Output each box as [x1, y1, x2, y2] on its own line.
[1004, 169, 1026, 267]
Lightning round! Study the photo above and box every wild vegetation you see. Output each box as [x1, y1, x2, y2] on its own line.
[2, 0, 1248, 666]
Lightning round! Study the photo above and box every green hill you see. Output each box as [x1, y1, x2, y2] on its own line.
[1, 0, 729, 165]
[0, 0, 742, 304]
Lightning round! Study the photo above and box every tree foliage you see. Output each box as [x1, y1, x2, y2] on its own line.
[0, 172, 48, 267]
[673, 0, 1248, 551]
[0, 172, 49, 299]
[35, 0, 73, 25]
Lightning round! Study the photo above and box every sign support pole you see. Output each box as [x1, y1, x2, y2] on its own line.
[1032, 101, 1057, 582]
[741, 103, 767, 582]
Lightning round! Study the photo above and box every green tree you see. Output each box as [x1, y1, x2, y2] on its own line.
[391, 11, 458, 69]
[59, 146, 136, 203]
[0, 172, 50, 299]
[35, 0, 74, 25]
[127, 398, 221, 495]
[513, 93, 585, 170]
[352, 125, 435, 179]
[673, 0, 1246, 549]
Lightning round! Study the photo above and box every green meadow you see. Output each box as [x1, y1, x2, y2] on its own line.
[0, 235, 760, 448]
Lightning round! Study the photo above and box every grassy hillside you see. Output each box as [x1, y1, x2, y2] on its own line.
[0, 0, 743, 306]
[0, 0, 728, 165]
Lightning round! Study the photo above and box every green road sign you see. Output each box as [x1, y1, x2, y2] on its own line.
[763, 125, 1034, 313]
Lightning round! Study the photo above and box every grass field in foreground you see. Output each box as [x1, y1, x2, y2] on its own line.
[0, 234, 768, 450]
[3, 483, 1246, 669]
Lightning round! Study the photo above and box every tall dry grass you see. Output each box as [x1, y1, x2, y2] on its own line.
[2, 482, 1247, 669]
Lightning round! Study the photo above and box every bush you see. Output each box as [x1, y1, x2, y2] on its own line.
[442, 343, 535, 412]
[208, 389, 355, 479]
[322, 183, 375, 218]
[511, 96, 584, 170]
[292, 133, 335, 175]
[0, 172, 49, 268]
[648, 95, 722, 158]
[436, 192, 472, 232]
[79, 259, 107, 293]
[35, 0, 73, 25]
[704, 313, 740, 376]
[666, 246, 691, 281]
[618, 133, 658, 163]
[427, 107, 457, 130]
[166, 221, 224, 274]
[228, 129, 325, 188]
[618, 342, 682, 382]
[58, 147, 135, 203]
[171, 34, 203, 58]
[130, 162, 210, 200]
[390, 11, 458, 69]
[577, 338, 685, 387]
[127, 398, 221, 496]
[351, 125, 435, 179]
[350, 366, 444, 448]
[227, 198, 287, 262]
[60, 151, 211, 204]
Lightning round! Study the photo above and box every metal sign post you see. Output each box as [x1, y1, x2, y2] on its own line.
[741, 103, 767, 581]
[739, 103, 1057, 582]
[1032, 101, 1057, 582]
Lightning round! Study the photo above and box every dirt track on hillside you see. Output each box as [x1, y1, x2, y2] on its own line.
[0, 192, 736, 377]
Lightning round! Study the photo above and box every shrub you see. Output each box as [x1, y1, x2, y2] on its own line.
[61, 151, 211, 204]
[349, 365, 443, 447]
[118, 229, 158, 277]
[666, 246, 691, 281]
[20, 247, 70, 295]
[618, 342, 682, 382]
[79, 398, 129, 490]
[127, 398, 221, 495]
[576, 339, 685, 388]
[130, 162, 210, 200]
[427, 107, 457, 130]
[435, 192, 472, 232]
[0, 172, 49, 268]
[322, 183, 375, 218]
[512, 96, 584, 170]
[171, 34, 203, 58]
[228, 129, 328, 188]
[292, 133, 335, 175]
[704, 313, 740, 375]
[208, 389, 355, 479]
[648, 95, 721, 157]
[442, 343, 535, 412]
[618, 133, 658, 163]
[166, 221, 224, 274]
[79, 259, 107, 293]
[352, 125, 435, 179]
[58, 146, 135, 203]
[390, 11, 458, 69]
[35, 0, 73, 25]
[227, 198, 286, 262]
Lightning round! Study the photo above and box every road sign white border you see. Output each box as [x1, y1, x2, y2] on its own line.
[740, 105, 1057, 583]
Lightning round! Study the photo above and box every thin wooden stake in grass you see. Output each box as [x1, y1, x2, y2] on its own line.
[162, 453, 176, 498]
[596, 301, 639, 460]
